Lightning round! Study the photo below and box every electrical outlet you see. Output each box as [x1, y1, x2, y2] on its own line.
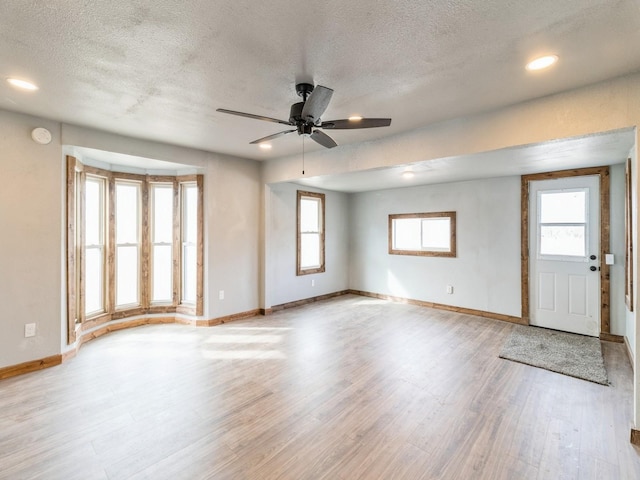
[311, 279, 315, 287]
[25, 323, 36, 338]
[446, 285, 454, 294]
[219, 290, 225, 300]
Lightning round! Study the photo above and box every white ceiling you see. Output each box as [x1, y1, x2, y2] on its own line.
[2, 0, 640, 162]
[295, 128, 635, 192]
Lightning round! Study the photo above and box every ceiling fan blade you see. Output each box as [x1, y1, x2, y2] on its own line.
[249, 130, 296, 144]
[320, 118, 392, 129]
[217, 108, 292, 126]
[310, 130, 338, 149]
[301, 86, 334, 123]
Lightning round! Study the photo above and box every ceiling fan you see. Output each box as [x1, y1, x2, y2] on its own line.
[216, 82, 392, 149]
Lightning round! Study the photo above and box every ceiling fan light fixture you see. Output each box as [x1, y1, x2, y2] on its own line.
[7, 77, 38, 90]
[259, 143, 272, 150]
[526, 55, 558, 71]
[348, 115, 363, 122]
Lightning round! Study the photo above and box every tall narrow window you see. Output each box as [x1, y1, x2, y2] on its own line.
[297, 191, 325, 275]
[85, 176, 106, 315]
[115, 181, 141, 307]
[151, 184, 174, 303]
[181, 183, 198, 304]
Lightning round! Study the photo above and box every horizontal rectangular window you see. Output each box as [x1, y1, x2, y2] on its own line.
[389, 212, 456, 257]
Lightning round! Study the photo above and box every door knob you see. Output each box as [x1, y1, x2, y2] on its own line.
[590, 266, 597, 271]
[590, 255, 597, 260]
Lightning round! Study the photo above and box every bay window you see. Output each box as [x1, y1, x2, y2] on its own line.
[66, 156, 203, 343]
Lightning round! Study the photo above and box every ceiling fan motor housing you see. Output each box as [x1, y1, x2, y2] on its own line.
[289, 102, 305, 124]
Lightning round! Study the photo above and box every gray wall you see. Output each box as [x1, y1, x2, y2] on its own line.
[266, 183, 349, 307]
[349, 177, 522, 317]
[0, 110, 63, 367]
[0, 110, 262, 369]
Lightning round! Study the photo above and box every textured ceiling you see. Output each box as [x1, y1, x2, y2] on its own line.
[1, 0, 640, 161]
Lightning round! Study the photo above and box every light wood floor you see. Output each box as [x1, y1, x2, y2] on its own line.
[1, 294, 639, 479]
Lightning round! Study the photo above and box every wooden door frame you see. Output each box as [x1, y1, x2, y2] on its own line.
[521, 166, 611, 336]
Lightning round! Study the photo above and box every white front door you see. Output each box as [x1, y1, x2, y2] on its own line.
[529, 175, 600, 337]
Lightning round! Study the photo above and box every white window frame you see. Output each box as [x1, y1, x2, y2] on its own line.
[536, 187, 589, 263]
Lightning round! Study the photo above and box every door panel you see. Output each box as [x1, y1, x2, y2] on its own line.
[530, 175, 600, 337]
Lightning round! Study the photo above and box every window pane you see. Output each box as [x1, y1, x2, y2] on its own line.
[153, 185, 173, 243]
[183, 185, 198, 243]
[85, 247, 103, 314]
[301, 233, 320, 268]
[540, 191, 586, 223]
[116, 183, 139, 244]
[183, 244, 197, 303]
[85, 179, 102, 246]
[300, 198, 319, 232]
[540, 225, 586, 257]
[422, 217, 451, 250]
[152, 245, 173, 302]
[116, 245, 139, 306]
[393, 218, 421, 250]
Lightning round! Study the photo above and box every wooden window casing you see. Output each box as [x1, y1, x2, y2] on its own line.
[297, 190, 326, 276]
[389, 212, 457, 257]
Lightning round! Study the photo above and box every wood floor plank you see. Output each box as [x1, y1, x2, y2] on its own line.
[1, 294, 639, 479]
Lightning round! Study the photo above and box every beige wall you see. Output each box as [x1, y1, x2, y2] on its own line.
[0, 110, 63, 367]
[0, 114, 262, 369]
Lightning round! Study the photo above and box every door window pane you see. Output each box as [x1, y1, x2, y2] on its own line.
[540, 225, 586, 257]
[540, 191, 586, 223]
[538, 188, 588, 259]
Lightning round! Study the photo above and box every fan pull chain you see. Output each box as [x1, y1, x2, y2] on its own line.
[302, 135, 305, 175]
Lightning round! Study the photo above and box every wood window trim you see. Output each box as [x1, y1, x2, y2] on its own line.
[521, 166, 611, 333]
[388, 212, 457, 258]
[176, 176, 204, 316]
[625, 158, 634, 312]
[296, 190, 326, 276]
[66, 155, 204, 344]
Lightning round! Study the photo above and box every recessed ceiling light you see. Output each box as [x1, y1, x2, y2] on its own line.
[259, 143, 272, 150]
[526, 55, 558, 71]
[402, 170, 415, 179]
[7, 78, 39, 91]
[348, 115, 363, 122]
